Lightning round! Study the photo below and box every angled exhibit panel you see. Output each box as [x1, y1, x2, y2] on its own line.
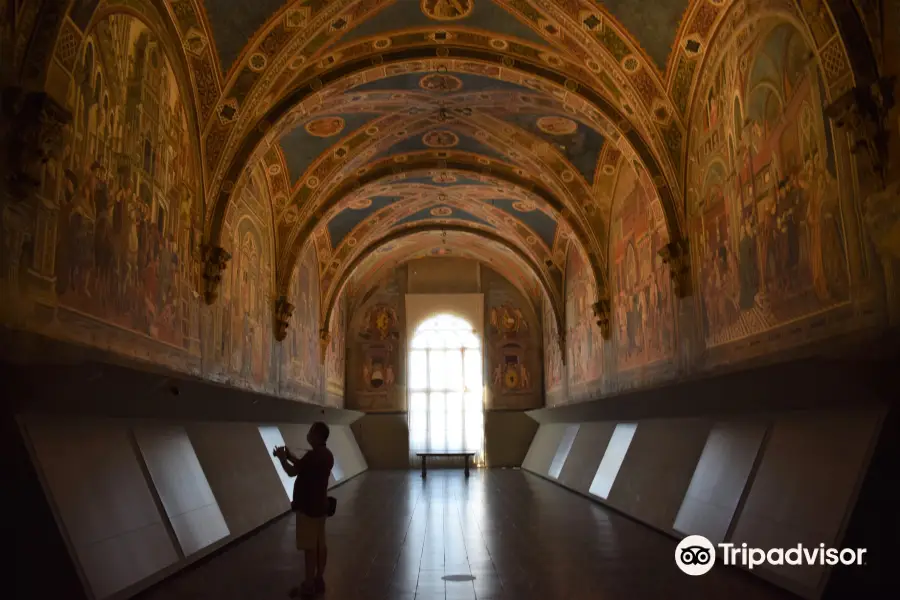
[22, 417, 179, 599]
[673, 421, 768, 543]
[605, 419, 711, 532]
[522, 423, 568, 476]
[547, 424, 580, 479]
[186, 422, 290, 539]
[279, 423, 368, 488]
[588, 423, 637, 500]
[258, 425, 295, 499]
[729, 408, 885, 597]
[328, 424, 369, 483]
[133, 424, 230, 557]
[558, 422, 616, 493]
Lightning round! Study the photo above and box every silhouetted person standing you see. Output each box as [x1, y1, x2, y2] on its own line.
[274, 422, 334, 597]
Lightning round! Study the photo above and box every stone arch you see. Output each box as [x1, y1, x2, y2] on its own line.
[277, 159, 599, 310]
[17, 1, 206, 199]
[319, 223, 566, 344]
[681, 0, 874, 194]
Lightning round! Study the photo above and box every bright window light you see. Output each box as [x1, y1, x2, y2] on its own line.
[407, 314, 484, 461]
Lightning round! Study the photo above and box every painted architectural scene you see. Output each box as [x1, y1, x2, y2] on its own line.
[210, 173, 275, 390]
[45, 14, 199, 350]
[689, 21, 854, 349]
[0, 8, 336, 406]
[542, 291, 564, 402]
[326, 291, 348, 401]
[610, 162, 676, 371]
[282, 244, 321, 395]
[565, 245, 604, 391]
[0, 12, 205, 375]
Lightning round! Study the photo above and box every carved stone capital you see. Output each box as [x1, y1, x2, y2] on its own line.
[825, 77, 896, 188]
[2, 87, 71, 201]
[592, 296, 612, 339]
[658, 238, 692, 298]
[319, 329, 331, 364]
[273, 295, 295, 342]
[200, 244, 231, 304]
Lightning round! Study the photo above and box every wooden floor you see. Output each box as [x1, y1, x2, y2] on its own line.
[138, 470, 797, 600]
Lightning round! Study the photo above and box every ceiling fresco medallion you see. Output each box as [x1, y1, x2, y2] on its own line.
[248, 52, 267, 72]
[284, 6, 311, 29]
[419, 73, 463, 93]
[536, 116, 578, 135]
[433, 172, 457, 183]
[305, 116, 345, 137]
[422, 130, 459, 148]
[349, 198, 373, 210]
[430, 206, 453, 217]
[512, 201, 535, 213]
[421, 0, 473, 21]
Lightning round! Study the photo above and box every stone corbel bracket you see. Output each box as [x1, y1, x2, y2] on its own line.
[825, 77, 896, 188]
[658, 238, 692, 298]
[273, 295, 295, 342]
[200, 244, 231, 304]
[2, 87, 71, 201]
[592, 295, 612, 340]
[591, 294, 612, 340]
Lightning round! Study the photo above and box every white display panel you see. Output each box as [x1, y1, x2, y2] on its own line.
[548, 424, 580, 479]
[258, 425, 293, 499]
[589, 423, 637, 499]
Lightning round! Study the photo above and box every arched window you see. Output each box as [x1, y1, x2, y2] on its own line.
[408, 314, 484, 462]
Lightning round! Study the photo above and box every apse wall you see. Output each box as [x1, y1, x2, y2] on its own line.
[18, 414, 366, 600]
[521, 357, 893, 600]
[0, 7, 344, 408]
[346, 258, 541, 468]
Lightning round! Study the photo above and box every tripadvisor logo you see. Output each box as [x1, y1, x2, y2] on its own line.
[675, 535, 716, 576]
[675, 535, 867, 575]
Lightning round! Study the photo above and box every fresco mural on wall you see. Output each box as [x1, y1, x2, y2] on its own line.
[610, 163, 676, 370]
[689, 21, 852, 349]
[542, 292, 563, 399]
[213, 176, 274, 389]
[55, 14, 201, 349]
[565, 245, 603, 389]
[486, 276, 540, 409]
[284, 244, 320, 392]
[358, 302, 400, 392]
[326, 291, 347, 398]
[0, 13, 203, 369]
[346, 268, 405, 412]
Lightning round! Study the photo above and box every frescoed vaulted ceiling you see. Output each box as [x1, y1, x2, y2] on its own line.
[160, 0, 743, 334]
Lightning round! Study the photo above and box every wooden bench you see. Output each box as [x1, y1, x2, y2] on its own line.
[416, 452, 476, 478]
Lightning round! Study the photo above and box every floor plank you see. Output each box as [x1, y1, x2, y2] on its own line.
[138, 470, 796, 600]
